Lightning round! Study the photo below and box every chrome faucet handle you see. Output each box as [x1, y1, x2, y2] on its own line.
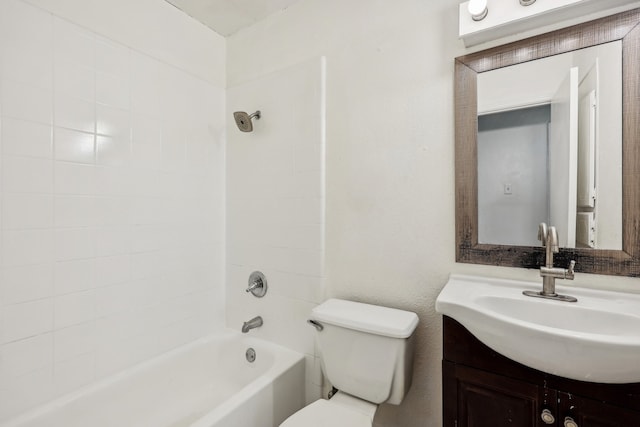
[538, 223, 548, 245]
[246, 281, 260, 292]
[246, 271, 267, 298]
[566, 260, 576, 279]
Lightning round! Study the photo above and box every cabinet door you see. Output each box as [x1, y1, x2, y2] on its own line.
[559, 392, 640, 427]
[448, 364, 556, 427]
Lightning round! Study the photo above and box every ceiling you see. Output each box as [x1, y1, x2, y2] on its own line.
[165, 0, 304, 36]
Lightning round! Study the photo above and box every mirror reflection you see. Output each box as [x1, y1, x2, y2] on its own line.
[476, 41, 622, 249]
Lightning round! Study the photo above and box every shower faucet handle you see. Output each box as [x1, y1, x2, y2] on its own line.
[246, 281, 260, 292]
[246, 271, 267, 298]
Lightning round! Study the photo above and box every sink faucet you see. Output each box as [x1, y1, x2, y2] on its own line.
[242, 316, 263, 333]
[523, 223, 578, 302]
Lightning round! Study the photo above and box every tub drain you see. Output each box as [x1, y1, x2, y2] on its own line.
[246, 348, 256, 363]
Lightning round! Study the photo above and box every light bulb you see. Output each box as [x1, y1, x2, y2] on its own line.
[468, 0, 488, 21]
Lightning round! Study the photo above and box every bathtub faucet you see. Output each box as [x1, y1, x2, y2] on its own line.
[242, 316, 263, 333]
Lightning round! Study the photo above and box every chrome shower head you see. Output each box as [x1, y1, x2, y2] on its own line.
[233, 110, 261, 132]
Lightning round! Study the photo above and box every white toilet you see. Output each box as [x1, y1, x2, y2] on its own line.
[280, 298, 419, 427]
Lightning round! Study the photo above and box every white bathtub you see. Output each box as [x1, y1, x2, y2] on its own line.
[3, 331, 306, 427]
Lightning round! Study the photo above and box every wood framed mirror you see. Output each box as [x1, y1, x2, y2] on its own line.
[455, 8, 640, 276]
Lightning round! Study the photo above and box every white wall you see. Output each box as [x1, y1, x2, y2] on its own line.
[226, 57, 326, 404]
[21, 0, 225, 87]
[228, 1, 640, 426]
[0, 0, 226, 421]
[228, 2, 461, 425]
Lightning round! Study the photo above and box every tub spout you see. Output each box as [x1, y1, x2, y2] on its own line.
[242, 316, 263, 333]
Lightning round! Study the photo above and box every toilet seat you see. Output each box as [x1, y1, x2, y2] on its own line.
[280, 392, 377, 427]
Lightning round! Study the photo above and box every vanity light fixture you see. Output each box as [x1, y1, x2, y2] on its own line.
[468, 0, 488, 21]
[519, 0, 536, 5]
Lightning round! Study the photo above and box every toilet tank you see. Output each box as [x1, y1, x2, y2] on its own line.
[310, 299, 419, 405]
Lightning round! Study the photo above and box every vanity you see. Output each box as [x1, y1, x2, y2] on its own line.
[437, 274, 640, 427]
[445, 6, 640, 426]
[442, 316, 640, 426]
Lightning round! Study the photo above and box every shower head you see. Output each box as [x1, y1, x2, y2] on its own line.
[233, 110, 261, 132]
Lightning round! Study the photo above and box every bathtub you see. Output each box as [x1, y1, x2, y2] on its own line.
[3, 331, 306, 427]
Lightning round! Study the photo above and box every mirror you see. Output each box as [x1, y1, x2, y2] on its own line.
[477, 41, 622, 249]
[455, 9, 640, 276]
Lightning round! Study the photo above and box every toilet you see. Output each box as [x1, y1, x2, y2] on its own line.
[280, 298, 419, 427]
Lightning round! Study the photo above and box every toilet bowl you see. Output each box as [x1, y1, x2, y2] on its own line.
[280, 391, 377, 427]
[279, 298, 419, 427]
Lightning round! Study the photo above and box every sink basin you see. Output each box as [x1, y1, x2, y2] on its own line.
[436, 274, 640, 383]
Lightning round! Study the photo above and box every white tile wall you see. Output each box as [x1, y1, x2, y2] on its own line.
[23, 0, 226, 87]
[226, 57, 326, 405]
[0, 0, 226, 421]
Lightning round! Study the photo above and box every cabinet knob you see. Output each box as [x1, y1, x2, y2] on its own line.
[564, 416, 579, 427]
[541, 409, 555, 424]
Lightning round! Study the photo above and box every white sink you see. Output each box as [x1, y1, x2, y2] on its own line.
[436, 274, 640, 383]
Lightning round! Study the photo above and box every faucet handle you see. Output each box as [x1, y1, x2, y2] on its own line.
[246, 281, 260, 292]
[246, 271, 267, 298]
[566, 260, 576, 279]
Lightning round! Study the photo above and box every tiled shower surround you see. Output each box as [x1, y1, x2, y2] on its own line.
[226, 57, 326, 404]
[0, 0, 226, 420]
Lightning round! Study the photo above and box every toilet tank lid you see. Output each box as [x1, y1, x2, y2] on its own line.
[311, 299, 419, 338]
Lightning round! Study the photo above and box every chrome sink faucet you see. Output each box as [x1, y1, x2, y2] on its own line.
[523, 223, 578, 302]
[242, 316, 263, 333]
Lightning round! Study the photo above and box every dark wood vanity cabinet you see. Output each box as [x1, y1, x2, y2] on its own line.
[445, 362, 554, 427]
[443, 317, 640, 427]
[556, 392, 640, 427]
